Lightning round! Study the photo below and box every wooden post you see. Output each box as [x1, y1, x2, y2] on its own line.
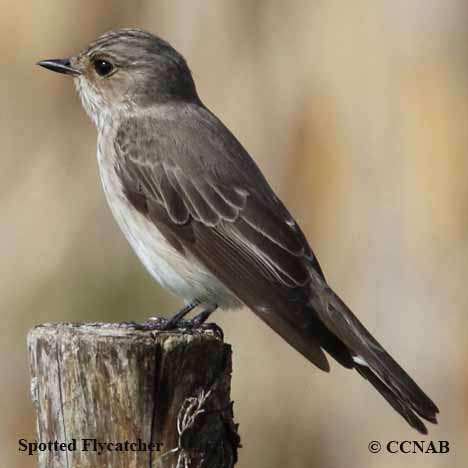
[27, 323, 239, 468]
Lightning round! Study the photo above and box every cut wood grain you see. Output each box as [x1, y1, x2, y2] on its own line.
[28, 322, 239, 468]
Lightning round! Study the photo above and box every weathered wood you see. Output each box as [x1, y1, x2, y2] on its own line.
[28, 323, 239, 468]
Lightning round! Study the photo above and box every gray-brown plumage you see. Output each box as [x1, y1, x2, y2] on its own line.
[38, 28, 439, 434]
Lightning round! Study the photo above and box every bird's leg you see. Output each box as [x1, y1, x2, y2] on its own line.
[191, 303, 218, 326]
[189, 304, 223, 339]
[120, 301, 201, 331]
[120, 301, 223, 338]
[163, 303, 222, 338]
[161, 300, 201, 330]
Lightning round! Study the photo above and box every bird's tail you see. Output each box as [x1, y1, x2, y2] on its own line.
[311, 287, 439, 434]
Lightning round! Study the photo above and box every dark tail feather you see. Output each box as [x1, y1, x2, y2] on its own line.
[311, 286, 439, 432]
[354, 344, 439, 428]
[355, 362, 430, 434]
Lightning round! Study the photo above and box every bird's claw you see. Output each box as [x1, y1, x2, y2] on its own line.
[117, 316, 223, 339]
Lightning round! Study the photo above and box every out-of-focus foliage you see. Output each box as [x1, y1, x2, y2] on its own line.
[1, 1, 467, 467]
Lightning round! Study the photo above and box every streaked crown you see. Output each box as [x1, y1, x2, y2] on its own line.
[69, 29, 199, 124]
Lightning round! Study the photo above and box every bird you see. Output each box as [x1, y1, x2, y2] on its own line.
[38, 28, 439, 433]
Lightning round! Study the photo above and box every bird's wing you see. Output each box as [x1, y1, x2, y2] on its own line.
[114, 106, 330, 370]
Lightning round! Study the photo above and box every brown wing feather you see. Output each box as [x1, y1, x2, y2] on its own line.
[114, 113, 329, 370]
[149, 200, 330, 371]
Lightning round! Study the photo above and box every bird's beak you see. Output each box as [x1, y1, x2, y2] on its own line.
[37, 58, 81, 77]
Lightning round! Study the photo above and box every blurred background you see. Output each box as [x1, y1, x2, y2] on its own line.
[1, 0, 467, 467]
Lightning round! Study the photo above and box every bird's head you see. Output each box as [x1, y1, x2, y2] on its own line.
[38, 28, 198, 126]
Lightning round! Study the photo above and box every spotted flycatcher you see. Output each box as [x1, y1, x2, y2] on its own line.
[38, 28, 438, 433]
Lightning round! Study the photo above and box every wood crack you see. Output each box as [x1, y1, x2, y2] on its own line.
[55, 336, 70, 468]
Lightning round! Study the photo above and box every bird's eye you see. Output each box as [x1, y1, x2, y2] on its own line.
[93, 59, 114, 77]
